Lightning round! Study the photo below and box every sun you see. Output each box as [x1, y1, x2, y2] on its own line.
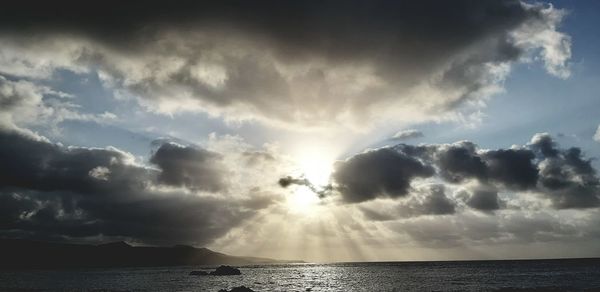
[284, 143, 337, 214]
[294, 146, 335, 187]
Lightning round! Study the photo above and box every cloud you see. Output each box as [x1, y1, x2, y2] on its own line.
[400, 184, 456, 217]
[0, 75, 116, 131]
[388, 209, 596, 249]
[0, 75, 64, 129]
[359, 185, 455, 221]
[511, 2, 572, 78]
[0, 129, 145, 194]
[411, 141, 539, 189]
[390, 129, 424, 141]
[330, 133, 599, 209]
[433, 141, 488, 183]
[332, 147, 435, 203]
[359, 207, 397, 222]
[482, 148, 539, 190]
[150, 142, 226, 192]
[278, 175, 332, 199]
[0, 188, 255, 245]
[530, 133, 600, 209]
[0, 1, 571, 128]
[464, 187, 503, 212]
[594, 125, 600, 142]
[0, 128, 273, 245]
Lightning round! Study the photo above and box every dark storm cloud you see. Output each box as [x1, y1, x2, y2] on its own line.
[0, 188, 254, 245]
[426, 142, 538, 189]
[0, 130, 150, 194]
[332, 147, 435, 203]
[482, 148, 539, 190]
[0, 1, 536, 45]
[331, 133, 599, 209]
[0, 129, 262, 245]
[0, 191, 37, 229]
[0, 0, 570, 126]
[434, 142, 487, 183]
[150, 142, 226, 192]
[529, 133, 600, 208]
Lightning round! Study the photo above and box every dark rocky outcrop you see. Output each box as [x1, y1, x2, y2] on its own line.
[218, 286, 255, 292]
[189, 265, 241, 276]
[210, 265, 241, 275]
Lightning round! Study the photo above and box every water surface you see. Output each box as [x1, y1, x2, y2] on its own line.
[2, 258, 599, 291]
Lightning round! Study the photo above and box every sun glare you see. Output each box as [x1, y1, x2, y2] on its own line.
[294, 146, 335, 187]
[284, 142, 338, 214]
[287, 186, 321, 214]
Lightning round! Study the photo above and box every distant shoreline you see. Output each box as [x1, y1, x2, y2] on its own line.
[0, 238, 303, 270]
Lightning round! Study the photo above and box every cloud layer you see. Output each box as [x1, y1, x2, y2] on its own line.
[150, 142, 226, 192]
[331, 133, 599, 210]
[0, 128, 276, 245]
[0, 0, 570, 128]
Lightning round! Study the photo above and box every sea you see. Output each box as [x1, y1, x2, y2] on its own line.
[1, 259, 600, 291]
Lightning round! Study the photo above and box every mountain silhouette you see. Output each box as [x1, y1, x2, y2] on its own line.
[0, 239, 299, 269]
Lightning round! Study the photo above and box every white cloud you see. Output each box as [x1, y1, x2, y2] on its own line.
[512, 3, 572, 78]
[391, 129, 424, 141]
[0, 75, 118, 132]
[89, 166, 111, 181]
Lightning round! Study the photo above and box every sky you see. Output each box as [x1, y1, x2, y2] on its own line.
[1, 0, 600, 262]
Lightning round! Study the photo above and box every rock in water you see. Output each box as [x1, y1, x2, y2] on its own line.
[210, 265, 242, 275]
[218, 286, 255, 292]
[189, 270, 208, 276]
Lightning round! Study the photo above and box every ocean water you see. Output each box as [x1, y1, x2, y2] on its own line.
[1, 259, 600, 291]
